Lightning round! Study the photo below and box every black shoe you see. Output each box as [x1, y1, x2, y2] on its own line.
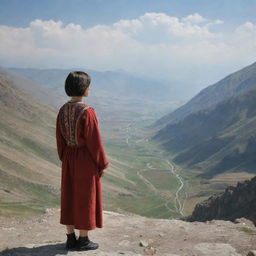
[66, 232, 77, 250]
[76, 236, 99, 251]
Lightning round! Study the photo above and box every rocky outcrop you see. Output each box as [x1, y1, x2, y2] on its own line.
[185, 176, 256, 225]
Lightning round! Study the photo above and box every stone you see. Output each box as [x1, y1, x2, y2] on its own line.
[143, 246, 157, 255]
[118, 240, 130, 246]
[194, 243, 242, 256]
[247, 251, 256, 256]
[162, 254, 180, 256]
[139, 240, 148, 247]
[2, 227, 15, 231]
[235, 218, 256, 228]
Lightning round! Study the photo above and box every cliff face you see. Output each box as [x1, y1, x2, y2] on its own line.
[186, 176, 256, 225]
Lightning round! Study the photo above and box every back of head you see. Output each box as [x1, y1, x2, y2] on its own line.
[65, 71, 91, 96]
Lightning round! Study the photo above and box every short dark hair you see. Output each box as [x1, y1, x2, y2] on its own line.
[65, 71, 91, 96]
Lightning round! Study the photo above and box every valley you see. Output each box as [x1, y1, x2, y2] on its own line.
[102, 108, 254, 219]
[102, 113, 187, 219]
[102, 110, 215, 219]
[1, 66, 255, 222]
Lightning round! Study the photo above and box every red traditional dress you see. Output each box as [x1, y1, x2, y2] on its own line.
[55, 100, 108, 230]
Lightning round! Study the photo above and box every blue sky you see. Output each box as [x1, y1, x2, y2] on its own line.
[1, 0, 256, 28]
[0, 0, 256, 93]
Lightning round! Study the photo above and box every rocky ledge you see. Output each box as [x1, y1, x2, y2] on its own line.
[0, 208, 255, 256]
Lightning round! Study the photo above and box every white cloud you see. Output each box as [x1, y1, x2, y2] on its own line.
[114, 12, 219, 39]
[235, 21, 256, 33]
[182, 13, 207, 24]
[113, 18, 143, 35]
[0, 13, 255, 93]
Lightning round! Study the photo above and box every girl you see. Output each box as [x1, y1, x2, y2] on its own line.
[55, 71, 109, 251]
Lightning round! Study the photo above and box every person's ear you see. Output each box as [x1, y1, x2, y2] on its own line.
[83, 87, 89, 96]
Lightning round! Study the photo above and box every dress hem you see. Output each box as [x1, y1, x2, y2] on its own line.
[60, 221, 103, 230]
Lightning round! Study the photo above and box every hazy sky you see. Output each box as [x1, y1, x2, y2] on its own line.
[0, 0, 256, 92]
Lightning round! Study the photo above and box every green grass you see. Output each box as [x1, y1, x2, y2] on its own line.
[0, 154, 44, 182]
[20, 137, 58, 165]
[0, 120, 58, 166]
[101, 115, 200, 219]
[144, 170, 179, 191]
[0, 169, 59, 218]
[0, 202, 46, 217]
[238, 227, 256, 235]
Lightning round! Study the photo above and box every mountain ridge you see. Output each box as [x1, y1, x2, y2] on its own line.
[152, 61, 256, 178]
[0, 68, 62, 108]
[153, 61, 256, 128]
[7, 67, 179, 102]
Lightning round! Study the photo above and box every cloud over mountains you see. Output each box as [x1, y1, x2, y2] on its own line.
[0, 12, 255, 90]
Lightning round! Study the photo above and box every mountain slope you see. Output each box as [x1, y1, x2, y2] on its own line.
[0, 74, 61, 217]
[152, 62, 256, 178]
[0, 68, 63, 108]
[155, 86, 256, 175]
[154, 61, 256, 127]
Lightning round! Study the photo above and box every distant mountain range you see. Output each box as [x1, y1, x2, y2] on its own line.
[6, 67, 184, 128]
[152, 61, 256, 178]
[7, 67, 179, 103]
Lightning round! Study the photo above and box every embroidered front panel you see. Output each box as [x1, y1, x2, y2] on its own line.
[59, 102, 89, 146]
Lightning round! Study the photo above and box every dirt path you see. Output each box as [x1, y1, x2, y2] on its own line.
[137, 169, 159, 194]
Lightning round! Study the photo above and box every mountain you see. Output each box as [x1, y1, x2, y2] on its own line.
[152, 62, 256, 178]
[7, 67, 177, 102]
[0, 72, 61, 217]
[185, 176, 256, 225]
[7, 67, 185, 125]
[154, 61, 256, 128]
[0, 68, 63, 108]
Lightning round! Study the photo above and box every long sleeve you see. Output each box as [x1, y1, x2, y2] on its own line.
[84, 108, 109, 171]
[56, 112, 66, 161]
